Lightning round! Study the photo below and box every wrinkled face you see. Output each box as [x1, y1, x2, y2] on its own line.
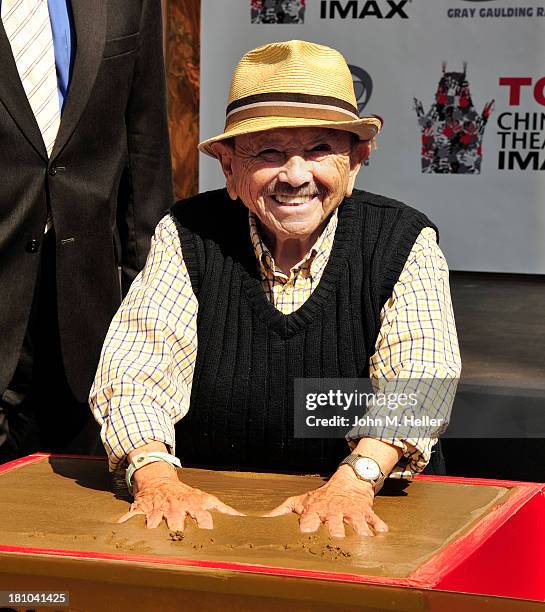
[213, 127, 369, 243]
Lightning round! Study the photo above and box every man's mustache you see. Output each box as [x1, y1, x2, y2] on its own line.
[263, 181, 326, 198]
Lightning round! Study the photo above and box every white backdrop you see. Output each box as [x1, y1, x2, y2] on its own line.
[199, 0, 545, 273]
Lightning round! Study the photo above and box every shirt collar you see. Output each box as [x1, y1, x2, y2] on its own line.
[248, 209, 338, 280]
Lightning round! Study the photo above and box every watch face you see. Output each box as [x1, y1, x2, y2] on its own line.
[354, 457, 381, 480]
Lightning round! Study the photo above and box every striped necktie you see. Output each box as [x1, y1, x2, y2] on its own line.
[2, 0, 61, 157]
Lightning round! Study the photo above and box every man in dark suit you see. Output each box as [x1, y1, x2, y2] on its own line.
[0, 0, 173, 461]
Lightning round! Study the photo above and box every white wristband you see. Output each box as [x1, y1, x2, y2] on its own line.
[125, 451, 182, 495]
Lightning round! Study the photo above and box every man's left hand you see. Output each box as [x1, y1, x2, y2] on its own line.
[263, 465, 388, 538]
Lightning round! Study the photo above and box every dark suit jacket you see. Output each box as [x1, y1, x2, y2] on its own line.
[0, 0, 173, 401]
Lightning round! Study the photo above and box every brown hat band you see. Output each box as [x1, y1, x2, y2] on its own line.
[225, 92, 359, 128]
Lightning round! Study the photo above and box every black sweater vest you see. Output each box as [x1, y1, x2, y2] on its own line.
[171, 188, 436, 473]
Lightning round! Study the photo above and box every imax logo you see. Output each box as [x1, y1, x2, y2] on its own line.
[320, 1, 410, 19]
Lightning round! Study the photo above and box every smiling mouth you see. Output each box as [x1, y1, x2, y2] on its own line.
[271, 194, 319, 206]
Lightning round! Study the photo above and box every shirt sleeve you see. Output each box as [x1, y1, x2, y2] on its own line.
[346, 227, 462, 477]
[89, 215, 198, 472]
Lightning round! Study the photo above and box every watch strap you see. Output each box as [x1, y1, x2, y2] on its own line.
[125, 451, 181, 495]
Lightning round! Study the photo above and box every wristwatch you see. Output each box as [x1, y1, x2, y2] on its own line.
[339, 454, 385, 494]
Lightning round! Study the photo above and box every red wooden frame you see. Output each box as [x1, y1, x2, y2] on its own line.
[1, 453, 543, 600]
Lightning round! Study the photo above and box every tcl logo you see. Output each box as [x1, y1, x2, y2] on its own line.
[499, 77, 545, 106]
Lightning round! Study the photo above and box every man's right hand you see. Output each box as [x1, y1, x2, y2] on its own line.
[118, 451, 244, 530]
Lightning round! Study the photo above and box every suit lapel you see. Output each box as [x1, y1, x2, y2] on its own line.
[50, 0, 106, 161]
[0, 20, 48, 160]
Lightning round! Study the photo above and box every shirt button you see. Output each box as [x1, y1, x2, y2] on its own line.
[25, 238, 40, 253]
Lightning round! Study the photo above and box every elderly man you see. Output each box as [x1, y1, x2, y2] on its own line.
[91, 40, 461, 538]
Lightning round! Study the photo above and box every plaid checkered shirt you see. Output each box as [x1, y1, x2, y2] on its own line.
[90, 209, 461, 476]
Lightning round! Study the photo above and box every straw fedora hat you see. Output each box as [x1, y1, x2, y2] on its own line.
[198, 40, 382, 158]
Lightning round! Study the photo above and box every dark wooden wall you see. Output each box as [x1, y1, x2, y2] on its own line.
[164, 0, 200, 200]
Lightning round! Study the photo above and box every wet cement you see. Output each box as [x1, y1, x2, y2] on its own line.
[0, 457, 511, 577]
